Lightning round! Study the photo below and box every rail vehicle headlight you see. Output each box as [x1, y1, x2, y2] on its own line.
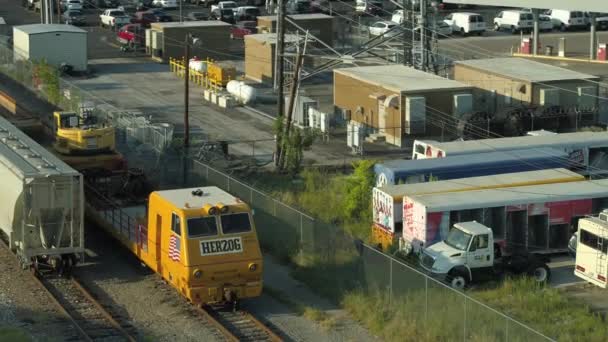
[248, 263, 258, 272]
[203, 203, 219, 215]
[193, 269, 203, 278]
[216, 202, 229, 214]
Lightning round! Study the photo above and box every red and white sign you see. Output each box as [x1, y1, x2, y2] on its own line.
[403, 197, 426, 245]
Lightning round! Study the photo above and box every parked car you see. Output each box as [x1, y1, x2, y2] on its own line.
[545, 9, 587, 31]
[538, 14, 554, 31]
[368, 21, 397, 36]
[286, 0, 311, 14]
[432, 0, 474, 10]
[131, 11, 156, 26]
[100, 9, 132, 29]
[311, 0, 330, 14]
[597, 14, 608, 31]
[186, 11, 209, 21]
[493, 10, 533, 34]
[423, 21, 452, 37]
[211, 8, 235, 24]
[211, 1, 237, 14]
[230, 20, 257, 39]
[62, 9, 86, 25]
[117, 23, 145, 48]
[152, 0, 177, 9]
[190, 0, 216, 7]
[65, 0, 83, 11]
[443, 12, 486, 35]
[234, 6, 260, 21]
[356, 0, 383, 17]
[146, 8, 172, 22]
[118, 5, 137, 16]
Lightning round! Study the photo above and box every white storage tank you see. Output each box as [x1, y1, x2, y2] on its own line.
[13, 24, 88, 72]
[227, 80, 257, 104]
[0, 115, 84, 268]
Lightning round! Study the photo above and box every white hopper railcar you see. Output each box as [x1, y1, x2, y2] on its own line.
[0, 115, 84, 272]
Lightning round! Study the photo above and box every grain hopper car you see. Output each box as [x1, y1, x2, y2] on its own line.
[0, 115, 84, 272]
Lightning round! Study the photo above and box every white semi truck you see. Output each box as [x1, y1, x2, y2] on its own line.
[419, 221, 551, 289]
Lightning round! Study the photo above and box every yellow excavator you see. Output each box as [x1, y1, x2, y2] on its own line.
[52, 110, 125, 173]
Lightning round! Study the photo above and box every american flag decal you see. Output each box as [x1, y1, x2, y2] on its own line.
[168, 234, 181, 262]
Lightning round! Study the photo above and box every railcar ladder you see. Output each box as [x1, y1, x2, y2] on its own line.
[597, 236, 605, 275]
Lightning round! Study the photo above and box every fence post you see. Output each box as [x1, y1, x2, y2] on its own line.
[425, 276, 428, 324]
[227, 175, 230, 192]
[389, 257, 393, 305]
[463, 296, 467, 342]
[250, 187, 253, 204]
[299, 213, 304, 256]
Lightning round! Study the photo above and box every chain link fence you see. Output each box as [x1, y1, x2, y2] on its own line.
[0, 41, 553, 341]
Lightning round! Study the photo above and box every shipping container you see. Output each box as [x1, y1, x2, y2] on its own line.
[371, 168, 584, 250]
[0, 115, 84, 269]
[411, 132, 608, 177]
[403, 179, 608, 254]
[375, 147, 572, 187]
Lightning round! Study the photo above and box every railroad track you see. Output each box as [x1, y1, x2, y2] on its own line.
[32, 270, 138, 342]
[196, 304, 283, 342]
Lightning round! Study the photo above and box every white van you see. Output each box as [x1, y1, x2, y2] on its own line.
[391, 9, 404, 24]
[443, 12, 486, 35]
[493, 10, 533, 33]
[545, 9, 587, 31]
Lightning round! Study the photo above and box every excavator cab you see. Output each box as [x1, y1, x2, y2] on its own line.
[52, 111, 116, 156]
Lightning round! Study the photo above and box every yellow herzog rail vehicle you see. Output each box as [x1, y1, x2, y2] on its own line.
[52, 110, 125, 172]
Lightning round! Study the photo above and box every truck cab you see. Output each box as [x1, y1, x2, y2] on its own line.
[420, 221, 550, 289]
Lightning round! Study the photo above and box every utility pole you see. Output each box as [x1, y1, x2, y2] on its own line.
[184, 33, 190, 148]
[278, 48, 304, 170]
[401, 0, 410, 65]
[275, 0, 286, 166]
[420, 0, 426, 70]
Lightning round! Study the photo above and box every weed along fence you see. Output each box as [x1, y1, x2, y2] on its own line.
[0, 41, 553, 342]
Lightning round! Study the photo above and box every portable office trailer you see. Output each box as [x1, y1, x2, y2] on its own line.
[149, 21, 231, 63]
[256, 13, 334, 46]
[412, 131, 608, 176]
[453, 58, 599, 113]
[13, 24, 87, 72]
[334, 65, 472, 147]
[244, 33, 301, 83]
[403, 179, 608, 254]
[375, 147, 572, 187]
[0, 115, 84, 268]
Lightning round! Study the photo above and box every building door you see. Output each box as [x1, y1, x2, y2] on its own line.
[378, 99, 386, 135]
[155, 213, 162, 273]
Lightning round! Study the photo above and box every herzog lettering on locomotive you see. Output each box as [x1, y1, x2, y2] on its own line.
[200, 237, 243, 256]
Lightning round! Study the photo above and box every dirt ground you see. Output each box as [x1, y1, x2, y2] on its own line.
[561, 282, 608, 318]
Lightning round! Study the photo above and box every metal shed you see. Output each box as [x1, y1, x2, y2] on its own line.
[13, 24, 87, 72]
[403, 179, 608, 253]
[334, 65, 473, 146]
[148, 21, 231, 63]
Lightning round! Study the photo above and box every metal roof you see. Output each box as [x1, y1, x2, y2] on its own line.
[407, 179, 608, 212]
[0, 115, 79, 179]
[245, 33, 302, 44]
[334, 65, 471, 94]
[157, 186, 242, 210]
[379, 168, 582, 198]
[444, 0, 607, 12]
[14, 24, 86, 35]
[257, 13, 334, 21]
[151, 21, 231, 29]
[455, 58, 598, 83]
[418, 131, 608, 155]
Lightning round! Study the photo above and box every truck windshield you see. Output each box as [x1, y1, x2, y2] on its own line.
[188, 216, 218, 237]
[445, 227, 472, 251]
[220, 213, 252, 234]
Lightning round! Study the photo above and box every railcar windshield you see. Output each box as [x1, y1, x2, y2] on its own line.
[188, 216, 218, 237]
[445, 226, 472, 251]
[220, 213, 252, 234]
